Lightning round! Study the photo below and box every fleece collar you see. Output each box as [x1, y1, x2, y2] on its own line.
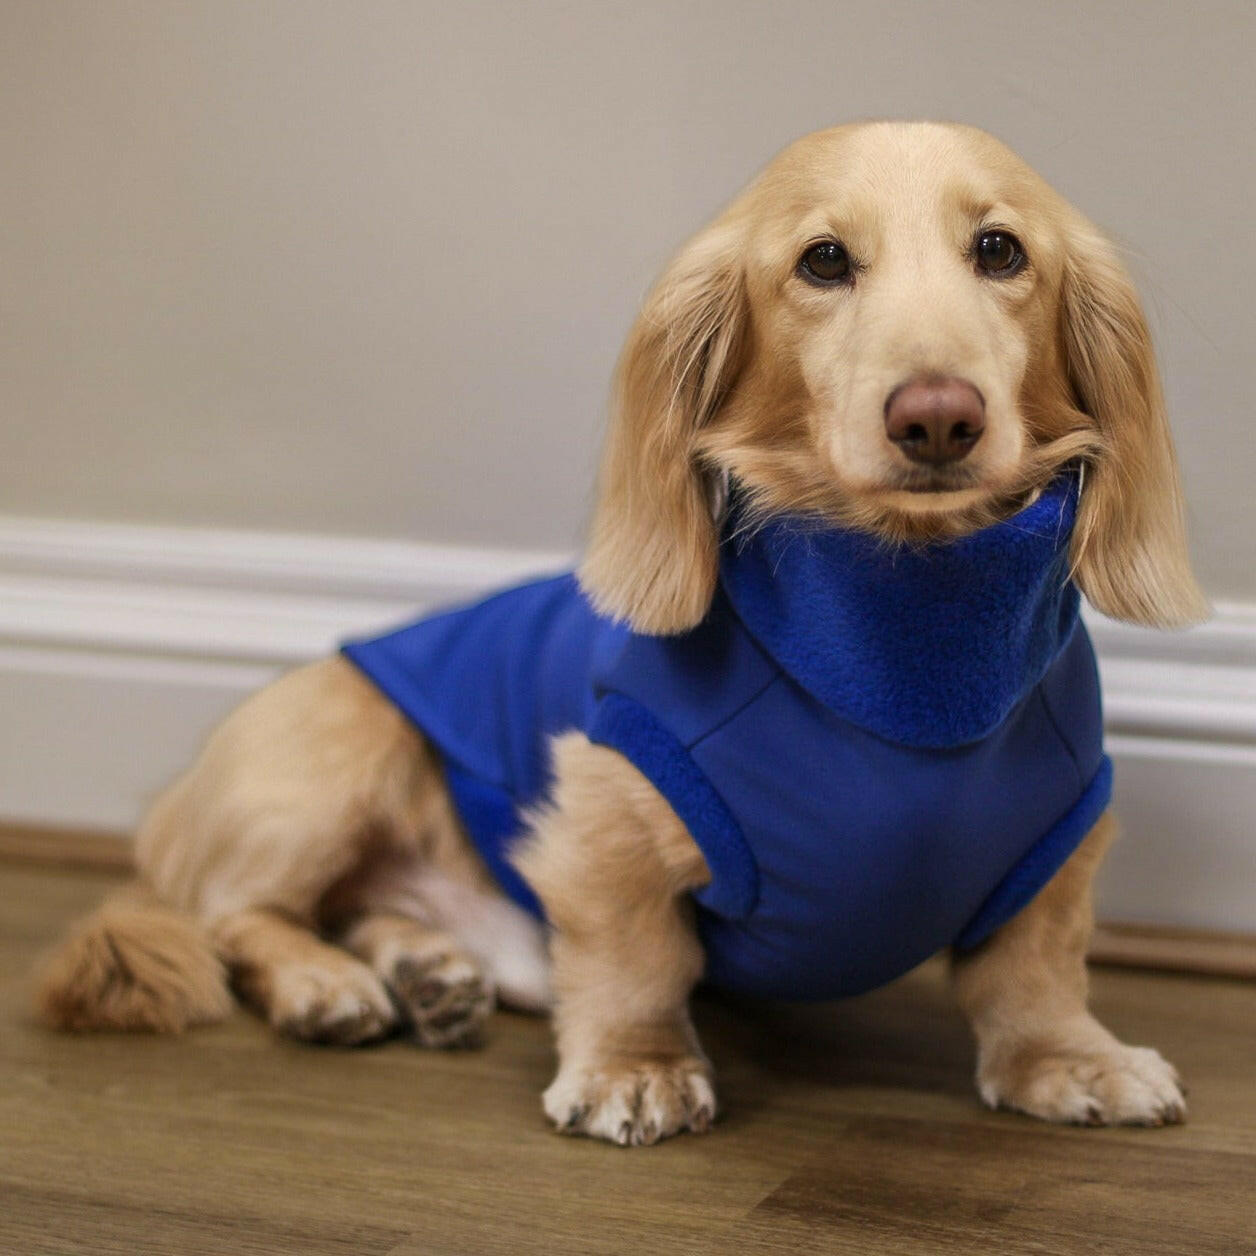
[717, 472, 1083, 749]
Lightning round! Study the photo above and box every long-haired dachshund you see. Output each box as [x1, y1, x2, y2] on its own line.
[37, 122, 1206, 1146]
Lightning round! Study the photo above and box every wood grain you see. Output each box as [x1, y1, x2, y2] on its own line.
[1091, 921, 1256, 980]
[2, 859, 1255, 1255]
[0, 823, 131, 871]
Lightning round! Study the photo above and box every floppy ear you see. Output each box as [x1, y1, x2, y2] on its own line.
[1062, 219, 1209, 627]
[579, 217, 749, 633]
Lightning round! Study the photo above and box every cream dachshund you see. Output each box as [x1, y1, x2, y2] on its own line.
[37, 122, 1206, 1147]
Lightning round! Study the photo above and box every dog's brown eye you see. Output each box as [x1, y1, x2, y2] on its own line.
[975, 230, 1025, 277]
[799, 240, 852, 286]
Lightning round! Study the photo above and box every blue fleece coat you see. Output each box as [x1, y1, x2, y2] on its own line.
[342, 473, 1111, 1001]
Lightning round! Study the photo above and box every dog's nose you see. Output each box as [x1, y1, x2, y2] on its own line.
[884, 375, 986, 466]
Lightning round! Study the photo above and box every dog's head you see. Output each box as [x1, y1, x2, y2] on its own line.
[580, 122, 1207, 633]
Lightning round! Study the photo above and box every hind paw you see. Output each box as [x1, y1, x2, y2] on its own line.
[386, 951, 495, 1048]
[268, 961, 397, 1046]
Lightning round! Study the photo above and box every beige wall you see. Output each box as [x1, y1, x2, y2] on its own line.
[2, 0, 1252, 595]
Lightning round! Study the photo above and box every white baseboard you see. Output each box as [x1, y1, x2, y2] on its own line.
[0, 515, 572, 836]
[1, 513, 1253, 933]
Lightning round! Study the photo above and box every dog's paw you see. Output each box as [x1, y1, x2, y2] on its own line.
[542, 1057, 717, 1146]
[268, 960, 398, 1046]
[386, 950, 494, 1048]
[979, 1039, 1186, 1127]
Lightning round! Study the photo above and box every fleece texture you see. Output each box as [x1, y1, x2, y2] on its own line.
[342, 472, 1111, 1001]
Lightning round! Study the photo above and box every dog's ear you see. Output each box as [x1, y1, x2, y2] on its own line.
[1062, 218, 1208, 627]
[579, 217, 749, 633]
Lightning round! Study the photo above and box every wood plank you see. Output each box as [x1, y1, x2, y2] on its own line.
[1091, 921, 1256, 980]
[0, 821, 131, 871]
[721, 1116, 1256, 1255]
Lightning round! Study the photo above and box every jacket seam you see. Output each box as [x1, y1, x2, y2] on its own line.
[1035, 677, 1084, 792]
[684, 670, 784, 754]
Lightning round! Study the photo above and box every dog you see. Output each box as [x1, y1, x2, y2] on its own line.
[36, 121, 1207, 1146]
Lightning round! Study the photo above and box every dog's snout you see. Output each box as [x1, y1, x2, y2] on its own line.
[884, 376, 986, 466]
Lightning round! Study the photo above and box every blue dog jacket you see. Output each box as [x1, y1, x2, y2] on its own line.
[343, 473, 1111, 1001]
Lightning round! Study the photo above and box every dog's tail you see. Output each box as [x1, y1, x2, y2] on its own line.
[34, 882, 233, 1033]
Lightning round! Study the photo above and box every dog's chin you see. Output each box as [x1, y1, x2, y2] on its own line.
[880, 482, 988, 513]
[854, 468, 1024, 542]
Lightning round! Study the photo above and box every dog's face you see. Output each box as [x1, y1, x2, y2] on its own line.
[581, 122, 1206, 634]
[734, 124, 1070, 517]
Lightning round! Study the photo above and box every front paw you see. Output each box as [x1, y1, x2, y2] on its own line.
[979, 1037, 1187, 1127]
[543, 1056, 717, 1146]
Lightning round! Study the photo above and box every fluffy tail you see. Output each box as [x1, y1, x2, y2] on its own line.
[35, 883, 233, 1033]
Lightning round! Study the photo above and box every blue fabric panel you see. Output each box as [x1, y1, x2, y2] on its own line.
[688, 656, 1097, 1000]
[954, 756, 1113, 950]
[591, 589, 779, 748]
[343, 574, 621, 795]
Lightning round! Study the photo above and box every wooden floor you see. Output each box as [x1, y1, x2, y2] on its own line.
[2, 860, 1254, 1256]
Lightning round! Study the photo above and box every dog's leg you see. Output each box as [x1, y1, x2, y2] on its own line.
[951, 811, 1186, 1126]
[339, 913, 494, 1047]
[513, 733, 716, 1147]
[128, 655, 517, 1047]
[212, 908, 398, 1045]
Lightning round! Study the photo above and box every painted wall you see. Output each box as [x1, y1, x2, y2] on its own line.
[2, 0, 1252, 595]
